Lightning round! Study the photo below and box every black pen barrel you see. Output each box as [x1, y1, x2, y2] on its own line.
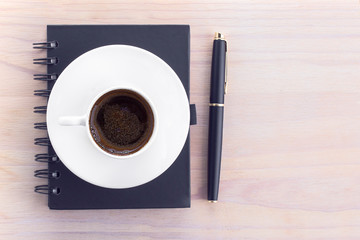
[208, 106, 224, 201]
[208, 34, 226, 202]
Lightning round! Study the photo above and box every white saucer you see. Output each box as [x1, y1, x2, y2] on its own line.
[47, 45, 190, 189]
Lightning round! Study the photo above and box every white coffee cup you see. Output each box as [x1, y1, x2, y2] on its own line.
[58, 87, 158, 159]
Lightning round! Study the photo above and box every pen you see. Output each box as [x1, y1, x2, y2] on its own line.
[208, 32, 227, 202]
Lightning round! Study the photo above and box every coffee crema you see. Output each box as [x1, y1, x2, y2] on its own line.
[89, 89, 154, 156]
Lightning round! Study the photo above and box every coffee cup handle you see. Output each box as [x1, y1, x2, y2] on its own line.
[58, 116, 86, 126]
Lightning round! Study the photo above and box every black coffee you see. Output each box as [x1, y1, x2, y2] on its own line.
[89, 89, 154, 156]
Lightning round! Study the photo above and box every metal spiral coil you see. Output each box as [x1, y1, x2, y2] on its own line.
[33, 41, 58, 49]
[34, 106, 47, 114]
[33, 73, 58, 81]
[34, 169, 60, 179]
[34, 137, 51, 146]
[34, 185, 49, 194]
[34, 89, 51, 97]
[34, 122, 47, 130]
[35, 153, 58, 163]
[34, 185, 61, 195]
[33, 57, 58, 65]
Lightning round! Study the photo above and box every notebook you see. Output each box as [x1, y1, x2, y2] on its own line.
[33, 25, 196, 209]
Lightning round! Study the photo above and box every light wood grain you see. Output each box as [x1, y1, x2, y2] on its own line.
[1, 0, 360, 239]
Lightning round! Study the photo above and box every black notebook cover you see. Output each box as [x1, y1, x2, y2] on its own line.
[35, 25, 192, 209]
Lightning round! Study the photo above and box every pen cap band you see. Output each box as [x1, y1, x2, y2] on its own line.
[210, 39, 226, 104]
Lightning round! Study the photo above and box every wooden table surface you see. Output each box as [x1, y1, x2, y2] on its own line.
[1, 0, 360, 239]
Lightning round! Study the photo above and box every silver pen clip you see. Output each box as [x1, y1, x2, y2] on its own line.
[224, 40, 228, 95]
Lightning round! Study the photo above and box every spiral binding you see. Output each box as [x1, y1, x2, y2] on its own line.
[33, 41, 58, 49]
[35, 153, 58, 163]
[34, 89, 51, 97]
[34, 185, 61, 195]
[34, 122, 47, 130]
[34, 106, 47, 114]
[33, 57, 58, 65]
[33, 41, 61, 196]
[33, 73, 58, 81]
[34, 137, 51, 146]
